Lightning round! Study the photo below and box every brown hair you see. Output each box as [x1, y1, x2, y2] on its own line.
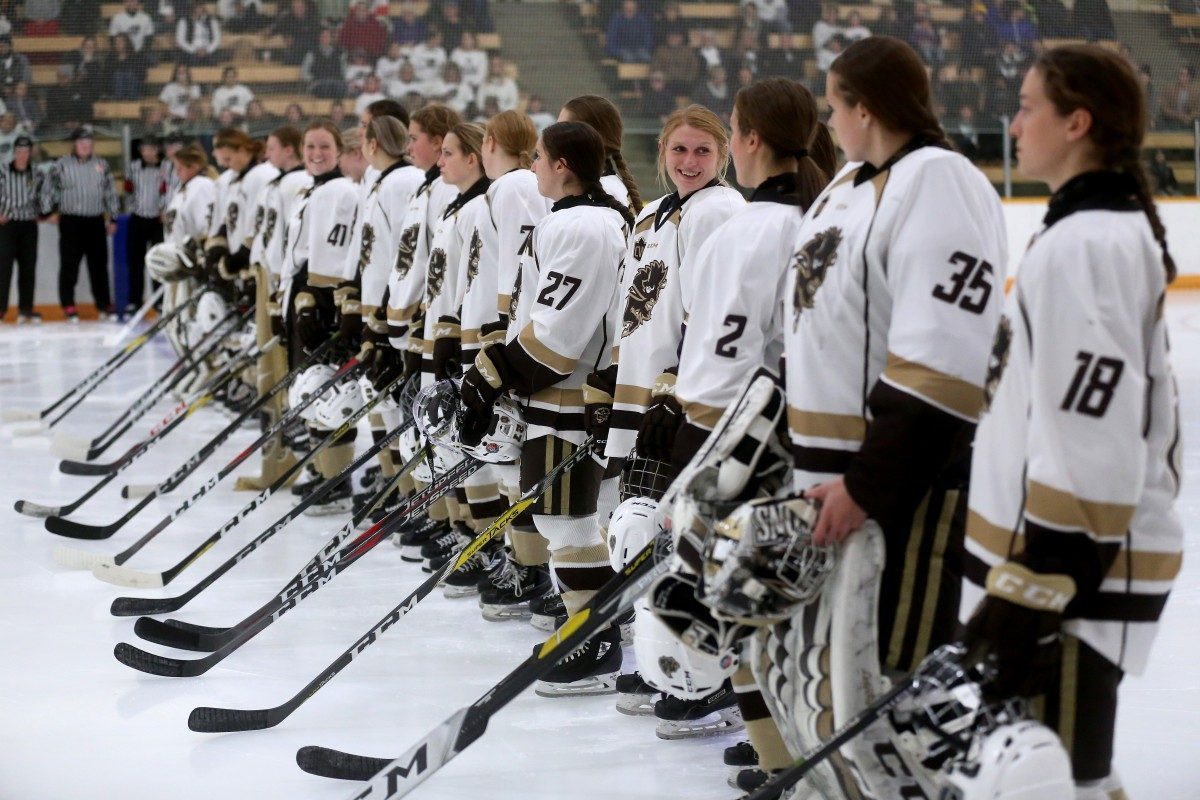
[829, 36, 951, 149]
[542, 121, 635, 228]
[410, 103, 461, 140]
[562, 94, 643, 212]
[213, 127, 264, 158]
[448, 121, 487, 164]
[1034, 45, 1175, 282]
[172, 144, 216, 178]
[269, 125, 302, 156]
[304, 119, 345, 152]
[485, 110, 538, 169]
[341, 129, 363, 153]
[365, 98, 410, 127]
[656, 104, 730, 189]
[366, 116, 408, 159]
[733, 78, 832, 210]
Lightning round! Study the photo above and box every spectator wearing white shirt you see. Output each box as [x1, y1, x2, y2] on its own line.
[109, 0, 156, 52]
[424, 61, 474, 114]
[345, 48, 374, 94]
[375, 41, 406, 86]
[176, 3, 221, 65]
[696, 29, 724, 71]
[212, 65, 254, 118]
[742, 0, 790, 33]
[159, 63, 201, 119]
[408, 29, 447, 83]
[354, 74, 387, 114]
[386, 60, 424, 100]
[475, 56, 518, 112]
[450, 31, 487, 87]
[525, 94, 555, 131]
[812, 4, 842, 52]
[843, 10, 871, 42]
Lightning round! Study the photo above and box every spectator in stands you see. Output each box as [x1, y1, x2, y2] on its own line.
[0, 35, 31, 94]
[377, 41, 406, 86]
[155, 1, 176, 34]
[58, 0, 97, 35]
[217, 0, 264, 33]
[109, 0, 156, 52]
[437, 1, 466, 51]
[451, 31, 487, 88]
[995, 3, 1036, 47]
[526, 93, 555, 130]
[843, 10, 870, 41]
[0, 112, 25, 162]
[67, 35, 103, 95]
[1029, 0, 1071, 38]
[272, 0, 319, 64]
[762, 30, 802, 76]
[339, 0, 388, 60]
[653, 2, 684, 47]
[244, 98, 271, 129]
[159, 63, 201, 119]
[284, 101, 304, 125]
[45, 65, 91, 133]
[743, 0, 792, 34]
[345, 48, 374, 93]
[328, 98, 350, 129]
[995, 40, 1026, 86]
[811, 5, 842, 55]
[475, 55, 518, 112]
[1150, 150, 1180, 195]
[138, 101, 172, 137]
[104, 32, 147, 101]
[176, 2, 221, 65]
[470, 94, 497, 123]
[426, 61, 474, 114]
[816, 31, 846, 74]
[639, 69, 674, 120]
[692, 64, 732, 122]
[386, 59, 424, 99]
[1072, 0, 1115, 40]
[908, 6, 945, 66]
[1160, 66, 1200, 128]
[959, 3, 999, 72]
[391, 0, 429, 48]
[354, 73, 386, 114]
[212, 65, 253, 118]
[24, 0, 62, 36]
[949, 103, 980, 159]
[410, 28, 447, 82]
[695, 29, 724, 72]
[651, 29, 698, 94]
[606, 0, 653, 63]
[10, 82, 38, 132]
[873, 5, 900, 38]
[302, 27, 348, 98]
[729, 29, 762, 76]
[456, 0, 493, 32]
[399, 88, 424, 112]
[734, 2, 763, 48]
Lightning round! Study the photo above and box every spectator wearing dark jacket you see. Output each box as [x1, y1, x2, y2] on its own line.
[693, 64, 733, 122]
[339, 1, 388, 59]
[0, 36, 31, 93]
[606, 0, 653, 63]
[959, 3, 1000, 71]
[104, 33, 147, 100]
[303, 27, 348, 98]
[272, 0, 320, 64]
[995, 5, 1037, 47]
[650, 29, 698, 94]
[640, 70, 675, 120]
[391, 1, 429, 46]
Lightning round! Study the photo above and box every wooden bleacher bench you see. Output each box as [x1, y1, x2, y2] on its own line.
[13, 35, 84, 53]
[93, 100, 145, 119]
[617, 62, 649, 81]
[1171, 12, 1200, 28]
[766, 33, 813, 49]
[1146, 131, 1196, 150]
[144, 63, 300, 84]
[680, 3, 739, 21]
[41, 138, 122, 157]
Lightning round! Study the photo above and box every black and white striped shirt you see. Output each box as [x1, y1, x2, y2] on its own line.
[0, 161, 43, 221]
[161, 160, 181, 206]
[42, 155, 120, 218]
[126, 160, 164, 218]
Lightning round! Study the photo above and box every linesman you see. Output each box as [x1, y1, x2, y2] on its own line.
[124, 136, 165, 312]
[41, 125, 120, 321]
[0, 135, 42, 324]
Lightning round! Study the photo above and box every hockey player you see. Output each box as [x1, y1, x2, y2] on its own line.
[206, 129, 269, 300]
[357, 98, 410, 190]
[960, 45, 1183, 799]
[155, 144, 215, 357]
[558, 95, 641, 213]
[458, 121, 632, 695]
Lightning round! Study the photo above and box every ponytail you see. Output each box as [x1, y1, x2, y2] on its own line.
[609, 150, 643, 213]
[543, 121, 636, 228]
[585, 178, 635, 228]
[562, 94, 642, 212]
[1123, 156, 1177, 283]
[797, 123, 837, 210]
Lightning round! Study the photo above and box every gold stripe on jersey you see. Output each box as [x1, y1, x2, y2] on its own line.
[614, 384, 652, 408]
[882, 352, 985, 421]
[886, 490, 956, 669]
[682, 400, 723, 430]
[517, 325, 577, 375]
[530, 387, 584, 408]
[307, 272, 342, 287]
[386, 300, 422, 324]
[497, 292, 511, 314]
[633, 215, 655, 235]
[787, 405, 867, 442]
[1026, 481, 1135, 540]
[462, 328, 479, 345]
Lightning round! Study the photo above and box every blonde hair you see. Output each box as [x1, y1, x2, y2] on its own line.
[656, 104, 730, 190]
[485, 110, 538, 169]
[366, 116, 408, 159]
[304, 119, 345, 153]
[341, 129, 363, 154]
[447, 122, 486, 163]
[173, 144, 218, 179]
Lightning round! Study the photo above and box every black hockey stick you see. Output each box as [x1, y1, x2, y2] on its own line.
[109, 431, 428, 618]
[295, 519, 673, 793]
[0, 291, 202, 424]
[189, 439, 597, 733]
[46, 355, 361, 548]
[91, 371, 411, 588]
[42, 335, 348, 541]
[114, 456, 481, 676]
[16, 336, 275, 521]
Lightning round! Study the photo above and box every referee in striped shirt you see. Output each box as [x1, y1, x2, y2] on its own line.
[0, 135, 42, 323]
[123, 137, 164, 312]
[41, 125, 119, 321]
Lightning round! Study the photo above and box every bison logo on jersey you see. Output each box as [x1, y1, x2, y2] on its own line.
[983, 315, 1012, 412]
[357, 223, 375, 278]
[253, 205, 264, 237]
[466, 230, 482, 289]
[163, 209, 177, 238]
[426, 248, 448, 300]
[791, 227, 842, 330]
[509, 265, 522, 321]
[227, 203, 239, 237]
[395, 224, 419, 278]
[621, 259, 668, 338]
[263, 209, 278, 247]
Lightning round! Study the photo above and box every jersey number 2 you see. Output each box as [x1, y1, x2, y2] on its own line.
[715, 314, 748, 358]
[933, 252, 993, 314]
[327, 223, 349, 247]
[537, 271, 582, 310]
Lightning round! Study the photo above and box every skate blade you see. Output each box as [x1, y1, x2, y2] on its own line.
[480, 605, 532, 622]
[303, 502, 353, 517]
[655, 709, 745, 740]
[529, 613, 558, 632]
[442, 584, 479, 599]
[615, 694, 656, 716]
[534, 673, 618, 698]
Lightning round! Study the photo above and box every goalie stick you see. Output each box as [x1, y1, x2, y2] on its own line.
[109, 431, 429, 618]
[295, 517, 674, 793]
[113, 455, 482, 675]
[42, 334, 348, 541]
[90, 370, 411, 588]
[0, 290, 202, 424]
[16, 336, 276, 520]
[188, 438, 597, 733]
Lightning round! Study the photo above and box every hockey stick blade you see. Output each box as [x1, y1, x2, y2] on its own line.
[43, 493, 155, 539]
[112, 642, 195, 677]
[189, 706, 273, 733]
[297, 747, 390, 780]
[91, 562, 164, 589]
[111, 594, 188, 617]
[121, 483, 157, 499]
[2, 408, 38, 422]
[59, 457, 122, 476]
[52, 546, 107, 570]
[335, 709, 469, 798]
[133, 617, 221, 652]
[14, 500, 62, 518]
[51, 433, 91, 462]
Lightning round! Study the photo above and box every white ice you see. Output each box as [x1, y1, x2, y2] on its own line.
[1, 300, 1198, 800]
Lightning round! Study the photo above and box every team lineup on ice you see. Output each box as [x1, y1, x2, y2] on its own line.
[2, 36, 1199, 800]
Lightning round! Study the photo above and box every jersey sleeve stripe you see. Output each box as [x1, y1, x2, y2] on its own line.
[386, 300, 423, 325]
[680, 399, 723, 429]
[497, 293, 511, 314]
[516, 325, 577, 375]
[614, 384, 652, 407]
[1026, 481, 1135, 540]
[787, 405, 868, 442]
[881, 351, 985, 422]
[307, 272, 342, 287]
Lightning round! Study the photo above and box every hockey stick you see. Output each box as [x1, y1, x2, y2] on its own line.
[295, 519, 673, 792]
[1, 291, 202, 424]
[188, 439, 597, 733]
[114, 456, 481, 676]
[104, 284, 166, 347]
[42, 335, 348, 541]
[17, 337, 276, 520]
[53, 305, 249, 459]
[47, 355, 361, 548]
[109, 429, 428, 618]
[91, 371, 410, 588]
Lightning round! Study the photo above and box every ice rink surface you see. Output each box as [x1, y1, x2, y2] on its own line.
[1, 298, 1199, 800]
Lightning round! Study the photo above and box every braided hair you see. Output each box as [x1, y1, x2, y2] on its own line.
[561, 94, 644, 212]
[541, 121, 635, 228]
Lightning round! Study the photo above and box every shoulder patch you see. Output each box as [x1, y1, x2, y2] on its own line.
[982, 315, 1012, 412]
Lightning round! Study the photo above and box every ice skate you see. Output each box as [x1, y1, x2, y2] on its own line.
[653, 683, 743, 740]
[724, 741, 758, 785]
[534, 625, 622, 697]
[614, 671, 659, 716]
[479, 548, 551, 622]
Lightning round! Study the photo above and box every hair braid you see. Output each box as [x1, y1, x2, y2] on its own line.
[609, 150, 643, 213]
[585, 178, 635, 228]
[1123, 156, 1178, 283]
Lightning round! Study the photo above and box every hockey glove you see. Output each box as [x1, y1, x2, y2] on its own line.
[334, 282, 362, 350]
[367, 341, 404, 391]
[205, 235, 230, 281]
[479, 318, 508, 348]
[583, 367, 616, 451]
[293, 290, 325, 352]
[459, 344, 507, 447]
[227, 245, 251, 277]
[960, 561, 1075, 700]
[637, 372, 682, 462]
[431, 315, 462, 380]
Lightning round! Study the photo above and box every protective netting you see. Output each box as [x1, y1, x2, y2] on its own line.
[2, 0, 1195, 194]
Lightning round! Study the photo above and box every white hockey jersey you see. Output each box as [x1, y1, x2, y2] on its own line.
[259, 167, 312, 283]
[163, 173, 215, 246]
[357, 161, 425, 315]
[607, 181, 744, 458]
[386, 168, 457, 348]
[227, 161, 278, 254]
[783, 147, 1006, 499]
[207, 168, 236, 240]
[282, 169, 361, 291]
[487, 168, 550, 327]
[962, 172, 1183, 675]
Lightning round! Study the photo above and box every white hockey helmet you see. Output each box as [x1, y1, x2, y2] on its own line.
[635, 574, 740, 700]
[413, 441, 463, 483]
[193, 291, 230, 339]
[607, 496, 660, 571]
[938, 720, 1074, 800]
[358, 373, 399, 415]
[146, 241, 194, 283]
[312, 377, 366, 431]
[288, 363, 337, 423]
[414, 379, 526, 464]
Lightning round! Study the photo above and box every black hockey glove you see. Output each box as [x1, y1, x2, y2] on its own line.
[637, 372, 683, 462]
[227, 245, 251, 277]
[583, 367, 616, 451]
[293, 290, 325, 353]
[430, 315, 462, 380]
[367, 341, 404, 391]
[334, 283, 362, 351]
[205, 235, 230, 281]
[459, 344, 507, 447]
[960, 561, 1075, 700]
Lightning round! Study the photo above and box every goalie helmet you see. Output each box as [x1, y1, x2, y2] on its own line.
[358, 373, 399, 414]
[701, 494, 835, 626]
[633, 597, 737, 700]
[146, 241, 194, 283]
[312, 377, 365, 431]
[618, 451, 674, 503]
[937, 720, 1074, 800]
[413, 379, 526, 464]
[193, 291, 230, 339]
[288, 364, 337, 424]
[607, 496, 660, 571]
